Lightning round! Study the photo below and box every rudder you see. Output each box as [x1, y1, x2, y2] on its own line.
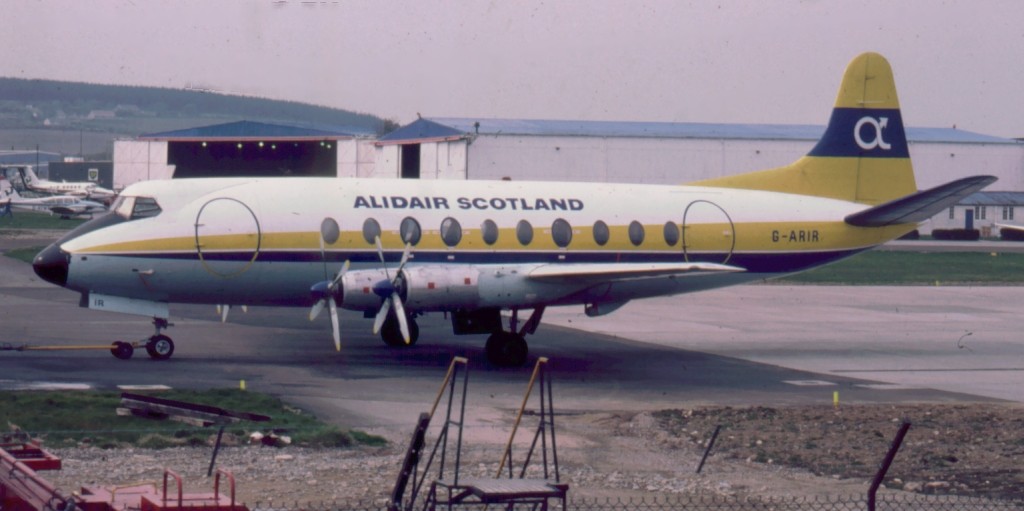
[693, 52, 917, 205]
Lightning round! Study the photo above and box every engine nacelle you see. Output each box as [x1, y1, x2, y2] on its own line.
[402, 265, 481, 311]
[339, 268, 390, 311]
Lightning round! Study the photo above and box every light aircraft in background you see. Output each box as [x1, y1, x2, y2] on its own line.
[13, 165, 116, 202]
[1, 175, 107, 218]
[32, 53, 995, 365]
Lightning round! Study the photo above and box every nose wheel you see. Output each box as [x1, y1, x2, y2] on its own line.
[145, 334, 175, 360]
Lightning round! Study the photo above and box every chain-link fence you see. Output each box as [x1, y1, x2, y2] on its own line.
[247, 492, 1024, 511]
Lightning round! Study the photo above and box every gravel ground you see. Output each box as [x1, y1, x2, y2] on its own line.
[44, 404, 1010, 508]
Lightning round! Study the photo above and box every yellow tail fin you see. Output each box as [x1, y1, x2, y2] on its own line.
[693, 52, 917, 205]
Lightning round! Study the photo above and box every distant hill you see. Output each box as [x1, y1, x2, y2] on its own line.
[0, 77, 397, 157]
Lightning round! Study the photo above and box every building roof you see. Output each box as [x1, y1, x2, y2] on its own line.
[0, 151, 64, 165]
[960, 191, 1024, 206]
[378, 117, 1018, 145]
[139, 120, 370, 141]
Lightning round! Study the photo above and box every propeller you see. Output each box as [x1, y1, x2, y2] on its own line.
[371, 235, 412, 344]
[309, 218, 348, 351]
[216, 304, 248, 323]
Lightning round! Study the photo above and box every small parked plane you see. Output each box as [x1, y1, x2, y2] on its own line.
[15, 165, 116, 202]
[32, 53, 995, 365]
[1, 175, 107, 218]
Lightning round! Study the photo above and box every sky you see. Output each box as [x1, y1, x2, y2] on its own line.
[3, 0, 1023, 138]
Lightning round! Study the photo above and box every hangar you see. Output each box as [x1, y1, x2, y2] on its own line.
[374, 118, 1024, 192]
[112, 120, 376, 189]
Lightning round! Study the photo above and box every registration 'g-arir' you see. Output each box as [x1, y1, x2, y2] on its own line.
[33, 53, 995, 366]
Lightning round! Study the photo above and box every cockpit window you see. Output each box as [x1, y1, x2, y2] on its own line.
[112, 196, 161, 220]
[131, 197, 162, 219]
[112, 196, 135, 219]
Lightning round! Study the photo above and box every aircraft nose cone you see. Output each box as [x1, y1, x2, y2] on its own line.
[33, 243, 69, 287]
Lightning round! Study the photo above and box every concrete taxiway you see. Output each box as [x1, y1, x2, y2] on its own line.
[1, 236, 1022, 441]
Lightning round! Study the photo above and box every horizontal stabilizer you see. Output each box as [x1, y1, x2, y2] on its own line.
[528, 262, 745, 283]
[844, 175, 997, 227]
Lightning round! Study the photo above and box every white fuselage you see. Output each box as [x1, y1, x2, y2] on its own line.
[54, 177, 902, 311]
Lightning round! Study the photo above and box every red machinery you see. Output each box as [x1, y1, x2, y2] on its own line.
[1, 441, 247, 511]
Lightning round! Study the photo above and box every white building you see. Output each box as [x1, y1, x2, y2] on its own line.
[376, 118, 1022, 188]
[375, 118, 1024, 233]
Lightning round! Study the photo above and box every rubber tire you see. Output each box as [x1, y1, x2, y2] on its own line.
[485, 332, 528, 367]
[381, 314, 419, 347]
[145, 334, 175, 360]
[111, 341, 134, 360]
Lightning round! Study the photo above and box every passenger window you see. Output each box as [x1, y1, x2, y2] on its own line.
[481, 219, 499, 245]
[593, 220, 610, 246]
[551, 218, 572, 248]
[628, 221, 645, 246]
[400, 217, 421, 245]
[440, 217, 462, 247]
[516, 220, 534, 246]
[362, 218, 381, 245]
[663, 221, 680, 246]
[131, 197, 162, 219]
[320, 217, 340, 244]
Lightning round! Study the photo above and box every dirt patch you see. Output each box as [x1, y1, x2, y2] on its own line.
[38, 403, 1024, 505]
[648, 403, 1024, 500]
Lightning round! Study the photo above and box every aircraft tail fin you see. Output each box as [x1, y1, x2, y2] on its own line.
[0, 175, 21, 200]
[693, 52, 917, 205]
[19, 166, 41, 186]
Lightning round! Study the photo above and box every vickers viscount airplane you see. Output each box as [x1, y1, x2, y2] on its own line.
[32, 53, 995, 366]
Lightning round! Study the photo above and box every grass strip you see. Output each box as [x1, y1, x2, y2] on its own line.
[777, 250, 1024, 285]
[0, 389, 386, 449]
[0, 211, 86, 230]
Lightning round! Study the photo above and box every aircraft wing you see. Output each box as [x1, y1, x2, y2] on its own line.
[844, 175, 997, 227]
[49, 206, 80, 216]
[527, 262, 745, 283]
[995, 223, 1024, 233]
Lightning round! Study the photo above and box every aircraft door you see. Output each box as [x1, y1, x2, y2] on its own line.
[194, 198, 262, 278]
[682, 200, 735, 264]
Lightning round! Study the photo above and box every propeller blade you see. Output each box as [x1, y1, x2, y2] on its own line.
[319, 234, 328, 281]
[391, 293, 411, 344]
[395, 242, 412, 274]
[372, 297, 392, 334]
[374, 235, 392, 281]
[309, 298, 326, 321]
[332, 260, 350, 287]
[220, 304, 230, 323]
[329, 297, 341, 351]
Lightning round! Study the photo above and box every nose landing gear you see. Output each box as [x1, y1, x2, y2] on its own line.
[144, 318, 175, 360]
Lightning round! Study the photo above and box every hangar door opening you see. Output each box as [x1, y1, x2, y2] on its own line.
[168, 141, 338, 178]
[400, 143, 420, 179]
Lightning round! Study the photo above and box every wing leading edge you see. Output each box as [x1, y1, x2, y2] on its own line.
[527, 262, 745, 284]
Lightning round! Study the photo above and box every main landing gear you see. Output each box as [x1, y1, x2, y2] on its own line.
[485, 307, 545, 368]
[110, 317, 175, 360]
[380, 312, 420, 347]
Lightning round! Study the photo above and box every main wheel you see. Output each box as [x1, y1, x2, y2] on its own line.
[485, 332, 528, 367]
[145, 334, 175, 360]
[110, 341, 134, 360]
[381, 314, 419, 347]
